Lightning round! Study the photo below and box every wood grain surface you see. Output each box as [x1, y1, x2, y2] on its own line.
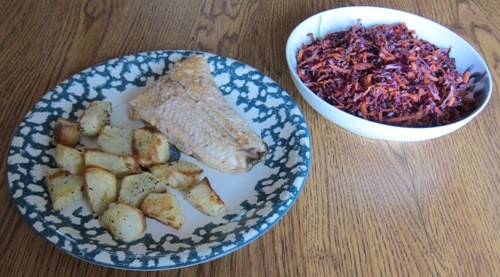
[1, 0, 499, 276]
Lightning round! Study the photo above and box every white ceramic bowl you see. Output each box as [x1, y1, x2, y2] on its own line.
[286, 6, 492, 141]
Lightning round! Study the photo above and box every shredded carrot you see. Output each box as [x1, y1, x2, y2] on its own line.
[462, 71, 471, 84]
[328, 64, 350, 74]
[360, 102, 368, 118]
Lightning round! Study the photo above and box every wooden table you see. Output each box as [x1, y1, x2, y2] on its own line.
[1, 0, 498, 276]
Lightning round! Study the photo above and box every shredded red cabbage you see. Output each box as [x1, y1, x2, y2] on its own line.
[297, 22, 475, 127]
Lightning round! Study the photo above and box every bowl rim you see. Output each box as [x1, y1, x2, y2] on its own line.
[285, 6, 493, 133]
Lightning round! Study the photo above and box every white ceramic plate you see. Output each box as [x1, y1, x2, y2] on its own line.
[7, 50, 311, 270]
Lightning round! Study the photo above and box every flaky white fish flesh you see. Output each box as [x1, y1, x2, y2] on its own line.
[129, 55, 267, 173]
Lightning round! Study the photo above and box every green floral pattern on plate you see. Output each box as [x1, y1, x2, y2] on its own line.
[7, 50, 311, 270]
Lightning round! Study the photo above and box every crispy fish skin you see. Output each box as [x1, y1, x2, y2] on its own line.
[129, 56, 267, 173]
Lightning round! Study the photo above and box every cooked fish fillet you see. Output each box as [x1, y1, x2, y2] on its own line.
[168, 55, 266, 156]
[129, 55, 267, 173]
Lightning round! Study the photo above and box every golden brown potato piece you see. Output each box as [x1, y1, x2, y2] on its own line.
[45, 168, 84, 211]
[79, 101, 112, 136]
[149, 161, 203, 190]
[83, 148, 141, 178]
[55, 144, 84, 175]
[97, 126, 134, 156]
[100, 202, 146, 243]
[83, 167, 117, 216]
[187, 177, 227, 216]
[133, 126, 171, 167]
[52, 118, 81, 147]
[118, 172, 167, 208]
[141, 193, 186, 229]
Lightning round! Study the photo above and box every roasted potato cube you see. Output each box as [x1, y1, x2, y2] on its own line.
[83, 167, 117, 216]
[83, 148, 141, 178]
[133, 126, 170, 167]
[149, 161, 203, 190]
[97, 126, 134, 156]
[52, 118, 81, 147]
[187, 177, 227, 216]
[141, 193, 186, 229]
[118, 172, 167, 208]
[45, 168, 84, 211]
[100, 202, 146, 243]
[79, 101, 112, 136]
[55, 144, 84, 175]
